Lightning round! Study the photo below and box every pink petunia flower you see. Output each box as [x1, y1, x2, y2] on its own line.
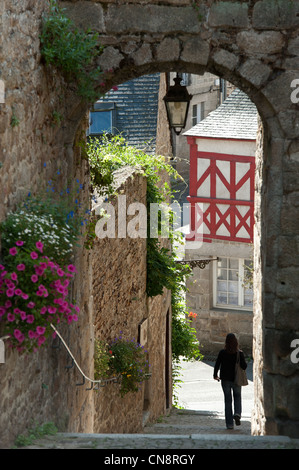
[15, 288, 22, 296]
[26, 315, 34, 324]
[28, 330, 37, 339]
[36, 241, 43, 253]
[11, 272, 18, 281]
[40, 306, 47, 315]
[31, 274, 38, 283]
[36, 326, 46, 335]
[16, 241, 24, 246]
[27, 301, 35, 309]
[0, 307, 6, 316]
[17, 264, 26, 271]
[9, 247, 17, 256]
[14, 329, 22, 339]
[17, 334, 25, 343]
[0, 264, 5, 270]
[6, 289, 15, 297]
[57, 268, 64, 277]
[7, 313, 15, 322]
[21, 293, 29, 300]
[48, 306, 57, 314]
[38, 335, 46, 346]
[14, 330, 25, 343]
[30, 251, 38, 260]
[67, 264, 76, 273]
[5, 300, 12, 308]
[20, 311, 27, 320]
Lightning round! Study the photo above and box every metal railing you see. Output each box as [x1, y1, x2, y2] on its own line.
[50, 323, 120, 390]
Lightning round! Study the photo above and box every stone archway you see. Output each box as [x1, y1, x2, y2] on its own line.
[60, 0, 299, 437]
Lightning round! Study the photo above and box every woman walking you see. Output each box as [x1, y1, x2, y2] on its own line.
[213, 333, 247, 429]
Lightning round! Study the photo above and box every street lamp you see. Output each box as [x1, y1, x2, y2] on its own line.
[163, 74, 192, 135]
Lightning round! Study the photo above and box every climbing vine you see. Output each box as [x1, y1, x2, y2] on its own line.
[86, 135, 201, 364]
[40, 0, 103, 102]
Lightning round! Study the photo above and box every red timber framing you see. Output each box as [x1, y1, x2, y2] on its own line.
[186, 136, 255, 243]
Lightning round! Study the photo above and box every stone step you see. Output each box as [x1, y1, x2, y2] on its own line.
[17, 431, 299, 450]
[15, 409, 299, 449]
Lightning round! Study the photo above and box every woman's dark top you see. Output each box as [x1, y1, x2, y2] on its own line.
[213, 349, 247, 382]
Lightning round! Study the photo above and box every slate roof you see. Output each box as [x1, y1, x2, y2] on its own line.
[184, 88, 258, 140]
[98, 73, 160, 153]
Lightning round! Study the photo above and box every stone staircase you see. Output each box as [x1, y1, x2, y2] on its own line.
[15, 409, 299, 449]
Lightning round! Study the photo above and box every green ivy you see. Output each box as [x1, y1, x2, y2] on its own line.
[40, 0, 103, 102]
[86, 135, 201, 363]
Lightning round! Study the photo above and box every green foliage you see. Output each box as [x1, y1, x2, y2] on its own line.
[40, 0, 103, 102]
[86, 135, 201, 364]
[94, 339, 112, 380]
[14, 422, 57, 447]
[94, 337, 150, 397]
[0, 190, 82, 269]
[10, 110, 20, 128]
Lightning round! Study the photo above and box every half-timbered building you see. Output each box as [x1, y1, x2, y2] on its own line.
[183, 89, 258, 355]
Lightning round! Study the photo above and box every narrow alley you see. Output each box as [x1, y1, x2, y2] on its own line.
[15, 360, 299, 450]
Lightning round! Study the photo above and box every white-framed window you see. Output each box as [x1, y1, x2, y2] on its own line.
[88, 102, 115, 135]
[192, 102, 205, 126]
[213, 257, 253, 310]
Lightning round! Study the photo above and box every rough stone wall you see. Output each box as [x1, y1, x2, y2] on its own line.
[0, 0, 93, 447]
[0, 0, 299, 441]
[92, 168, 172, 432]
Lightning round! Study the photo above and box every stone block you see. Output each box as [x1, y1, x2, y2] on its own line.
[212, 49, 239, 71]
[97, 46, 124, 71]
[62, 1, 105, 32]
[274, 298, 299, 331]
[288, 37, 299, 56]
[236, 30, 284, 55]
[130, 43, 153, 66]
[181, 37, 210, 66]
[276, 267, 299, 299]
[238, 59, 271, 88]
[280, 204, 299, 237]
[252, 0, 299, 30]
[156, 37, 180, 62]
[262, 71, 299, 114]
[208, 2, 249, 28]
[105, 5, 200, 34]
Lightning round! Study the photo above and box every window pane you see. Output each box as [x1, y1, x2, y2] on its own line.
[218, 258, 227, 269]
[228, 259, 238, 269]
[228, 281, 238, 293]
[217, 292, 227, 304]
[217, 268, 227, 280]
[217, 280, 227, 292]
[228, 294, 238, 305]
[228, 270, 238, 281]
[90, 111, 112, 134]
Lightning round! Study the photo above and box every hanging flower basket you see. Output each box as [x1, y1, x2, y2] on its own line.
[0, 240, 80, 353]
[94, 337, 151, 396]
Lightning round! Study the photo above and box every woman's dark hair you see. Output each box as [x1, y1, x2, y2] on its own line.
[225, 333, 239, 354]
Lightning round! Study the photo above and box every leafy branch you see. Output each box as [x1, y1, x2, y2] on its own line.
[40, 0, 103, 102]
